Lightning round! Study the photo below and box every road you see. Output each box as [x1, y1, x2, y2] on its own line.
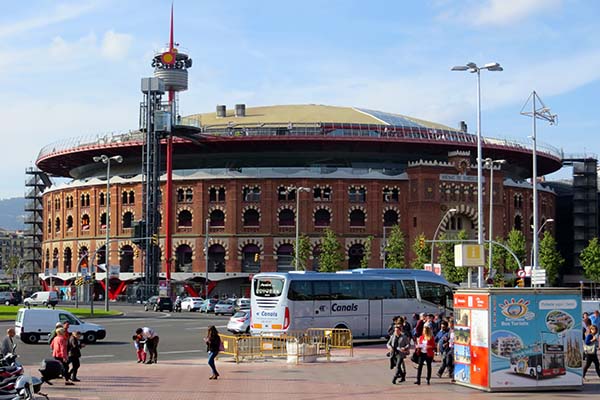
[0, 304, 233, 366]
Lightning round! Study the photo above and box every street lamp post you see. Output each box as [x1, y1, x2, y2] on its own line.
[452, 61, 503, 287]
[289, 186, 311, 271]
[204, 218, 210, 298]
[93, 154, 123, 312]
[382, 226, 392, 269]
[484, 158, 506, 277]
[430, 208, 457, 270]
[529, 218, 554, 266]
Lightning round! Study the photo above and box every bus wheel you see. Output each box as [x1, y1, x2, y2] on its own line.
[529, 369, 536, 378]
[334, 324, 348, 330]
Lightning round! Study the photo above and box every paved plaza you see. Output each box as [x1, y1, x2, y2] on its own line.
[28, 344, 600, 400]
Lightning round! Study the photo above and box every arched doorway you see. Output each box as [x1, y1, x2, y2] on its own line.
[277, 244, 294, 272]
[175, 244, 193, 272]
[63, 247, 72, 273]
[241, 244, 260, 273]
[208, 244, 225, 272]
[348, 243, 364, 269]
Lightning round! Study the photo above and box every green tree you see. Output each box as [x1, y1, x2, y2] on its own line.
[538, 231, 564, 286]
[292, 235, 312, 271]
[505, 229, 526, 272]
[385, 225, 405, 269]
[360, 236, 373, 269]
[438, 230, 470, 283]
[319, 228, 345, 272]
[580, 237, 600, 284]
[411, 233, 430, 270]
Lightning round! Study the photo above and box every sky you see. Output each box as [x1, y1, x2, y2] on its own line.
[1, 0, 600, 199]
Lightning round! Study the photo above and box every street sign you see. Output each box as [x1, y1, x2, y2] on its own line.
[517, 269, 526, 278]
[531, 269, 547, 285]
[454, 244, 485, 267]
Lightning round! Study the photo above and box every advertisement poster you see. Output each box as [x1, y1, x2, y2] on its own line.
[453, 293, 489, 389]
[490, 293, 582, 389]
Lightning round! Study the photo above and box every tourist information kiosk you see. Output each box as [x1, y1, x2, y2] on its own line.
[453, 288, 582, 391]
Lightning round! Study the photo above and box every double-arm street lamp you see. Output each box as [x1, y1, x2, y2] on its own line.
[452, 61, 503, 287]
[430, 208, 457, 268]
[93, 154, 123, 312]
[288, 187, 311, 271]
[530, 218, 554, 266]
[484, 158, 506, 276]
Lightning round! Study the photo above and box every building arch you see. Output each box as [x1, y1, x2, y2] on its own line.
[119, 244, 134, 273]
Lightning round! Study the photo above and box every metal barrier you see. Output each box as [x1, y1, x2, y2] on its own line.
[219, 328, 353, 363]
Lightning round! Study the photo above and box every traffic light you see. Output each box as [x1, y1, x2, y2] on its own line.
[132, 220, 145, 247]
[254, 253, 259, 262]
[91, 272, 96, 281]
[419, 236, 425, 249]
[516, 278, 524, 287]
[152, 234, 159, 245]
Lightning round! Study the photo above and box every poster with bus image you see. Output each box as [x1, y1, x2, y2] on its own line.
[490, 293, 582, 389]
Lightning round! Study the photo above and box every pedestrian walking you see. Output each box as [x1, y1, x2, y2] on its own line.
[387, 322, 410, 384]
[436, 320, 455, 380]
[132, 333, 146, 363]
[583, 325, 600, 379]
[136, 327, 159, 364]
[50, 328, 73, 385]
[48, 322, 63, 344]
[204, 325, 221, 380]
[68, 331, 84, 382]
[415, 325, 435, 385]
[1, 328, 16, 357]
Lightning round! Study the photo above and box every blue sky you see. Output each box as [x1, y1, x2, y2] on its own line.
[1, 0, 600, 199]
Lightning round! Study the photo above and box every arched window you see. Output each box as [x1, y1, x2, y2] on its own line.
[349, 209, 365, 227]
[79, 246, 89, 272]
[52, 248, 59, 270]
[45, 249, 50, 271]
[278, 186, 295, 201]
[80, 194, 86, 207]
[123, 211, 133, 228]
[55, 217, 61, 233]
[120, 245, 134, 273]
[243, 209, 260, 227]
[99, 212, 107, 229]
[99, 192, 105, 207]
[175, 244, 193, 273]
[177, 188, 185, 203]
[208, 244, 226, 272]
[63, 247, 72, 273]
[85, 194, 90, 207]
[278, 209, 295, 227]
[185, 188, 193, 202]
[177, 210, 193, 227]
[277, 244, 294, 272]
[514, 215, 523, 231]
[241, 244, 260, 273]
[383, 210, 399, 226]
[243, 186, 261, 202]
[47, 219, 51, 234]
[122, 191, 128, 204]
[383, 188, 399, 202]
[96, 245, 106, 266]
[348, 243, 364, 269]
[348, 186, 366, 203]
[313, 186, 332, 201]
[81, 214, 90, 230]
[209, 209, 225, 227]
[128, 190, 135, 204]
[314, 209, 331, 227]
[66, 215, 74, 231]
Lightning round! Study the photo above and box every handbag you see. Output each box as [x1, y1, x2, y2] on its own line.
[583, 343, 595, 355]
[411, 348, 421, 364]
[219, 340, 225, 352]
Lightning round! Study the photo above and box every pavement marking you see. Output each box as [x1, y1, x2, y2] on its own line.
[81, 354, 115, 359]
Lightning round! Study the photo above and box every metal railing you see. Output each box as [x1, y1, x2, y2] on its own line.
[36, 122, 563, 164]
[219, 328, 353, 364]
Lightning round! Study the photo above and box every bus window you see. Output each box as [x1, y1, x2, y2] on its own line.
[418, 282, 445, 305]
[254, 277, 285, 297]
[288, 280, 313, 301]
[401, 280, 417, 298]
[444, 286, 453, 310]
[313, 281, 331, 300]
[330, 280, 362, 300]
[363, 280, 403, 299]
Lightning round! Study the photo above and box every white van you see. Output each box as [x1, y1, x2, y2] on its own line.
[15, 308, 106, 344]
[23, 291, 59, 307]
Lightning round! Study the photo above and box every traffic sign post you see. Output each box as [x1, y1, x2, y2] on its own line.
[531, 269, 547, 286]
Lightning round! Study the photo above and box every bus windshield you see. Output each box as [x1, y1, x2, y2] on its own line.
[254, 277, 285, 297]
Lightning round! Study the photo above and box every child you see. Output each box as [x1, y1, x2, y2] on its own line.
[132, 334, 146, 363]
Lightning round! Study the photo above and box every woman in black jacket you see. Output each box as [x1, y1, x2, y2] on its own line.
[204, 325, 221, 380]
[68, 331, 84, 382]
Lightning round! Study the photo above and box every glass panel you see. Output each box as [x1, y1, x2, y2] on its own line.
[313, 281, 331, 300]
[288, 281, 313, 301]
[401, 280, 417, 298]
[330, 280, 362, 300]
[253, 277, 284, 298]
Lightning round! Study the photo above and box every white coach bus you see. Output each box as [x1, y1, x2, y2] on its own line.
[250, 269, 453, 338]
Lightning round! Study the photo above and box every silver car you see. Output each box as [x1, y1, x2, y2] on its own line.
[181, 297, 204, 312]
[214, 300, 235, 316]
[227, 310, 251, 334]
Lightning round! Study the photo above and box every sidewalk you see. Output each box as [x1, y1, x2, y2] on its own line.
[30, 345, 600, 400]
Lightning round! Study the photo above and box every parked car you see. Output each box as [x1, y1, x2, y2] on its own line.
[181, 297, 203, 312]
[0, 292, 20, 306]
[144, 296, 173, 312]
[214, 299, 235, 316]
[199, 298, 218, 313]
[23, 291, 59, 308]
[227, 310, 251, 334]
[234, 298, 250, 312]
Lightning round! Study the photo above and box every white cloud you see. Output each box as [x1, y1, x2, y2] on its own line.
[101, 30, 134, 60]
[0, 1, 101, 39]
[440, 0, 562, 27]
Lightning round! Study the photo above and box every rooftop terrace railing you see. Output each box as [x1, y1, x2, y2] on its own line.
[37, 121, 563, 163]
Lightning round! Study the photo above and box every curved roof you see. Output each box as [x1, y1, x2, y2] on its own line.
[187, 104, 461, 131]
